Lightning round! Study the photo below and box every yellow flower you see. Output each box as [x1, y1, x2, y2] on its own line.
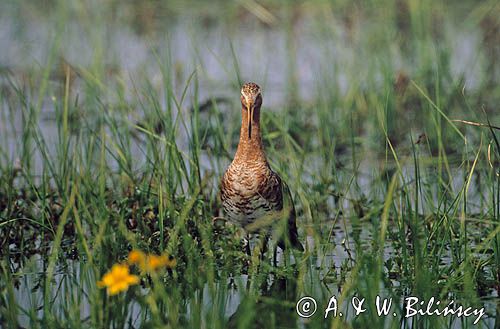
[128, 250, 146, 267]
[97, 264, 140, 296]
[146, 254, 177, 271]
[128, 249, 176, 273]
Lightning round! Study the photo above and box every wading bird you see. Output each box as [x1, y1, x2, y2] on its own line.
[220, 82, 303, 256]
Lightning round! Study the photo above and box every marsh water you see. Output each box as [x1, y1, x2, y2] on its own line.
[1, 2, 499, 328]
[0, 2, 491, 174]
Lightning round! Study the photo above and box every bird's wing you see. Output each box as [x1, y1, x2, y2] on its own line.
[278, 177, 304, 251]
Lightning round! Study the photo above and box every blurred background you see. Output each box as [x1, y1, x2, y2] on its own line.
[1, 1, 499, 328]
[1, 1, 498, 164]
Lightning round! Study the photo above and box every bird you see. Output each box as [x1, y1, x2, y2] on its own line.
[220, 82, 303, 256]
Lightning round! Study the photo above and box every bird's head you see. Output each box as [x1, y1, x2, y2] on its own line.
[240, 82, 262, 139]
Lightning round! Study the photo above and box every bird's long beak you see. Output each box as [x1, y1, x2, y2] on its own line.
[247, 102, 254, 139]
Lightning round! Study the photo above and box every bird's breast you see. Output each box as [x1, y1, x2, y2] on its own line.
[221, 161, 278, 226]
[224, 161, 268, 194]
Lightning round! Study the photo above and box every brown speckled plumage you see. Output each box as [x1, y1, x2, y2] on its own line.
[220, 82, 303, 251]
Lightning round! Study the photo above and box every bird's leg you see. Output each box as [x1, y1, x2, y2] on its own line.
[244, 234, 251, 256]
[273, 245, 278, 267]
[259, 235, 269, 262]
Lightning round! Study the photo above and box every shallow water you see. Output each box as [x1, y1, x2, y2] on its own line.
[10, 219, 498, 328]
[0, 2, 494, 175]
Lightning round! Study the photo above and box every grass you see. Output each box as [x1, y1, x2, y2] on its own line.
[0, 0, 499, 328]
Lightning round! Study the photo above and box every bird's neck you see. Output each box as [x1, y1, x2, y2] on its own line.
[234, 106, 267, 163]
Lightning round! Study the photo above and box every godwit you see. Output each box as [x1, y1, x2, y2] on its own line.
[220, 82, 303, 255]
